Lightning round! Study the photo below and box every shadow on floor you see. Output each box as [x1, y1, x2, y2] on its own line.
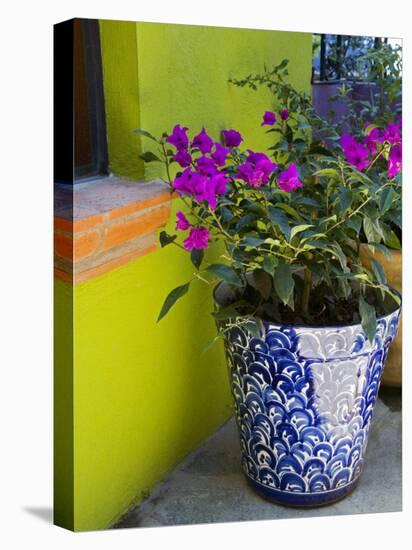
[114, 389, 402, 529]
[379, 386, 402, 412]
[23, 507, 53, 524]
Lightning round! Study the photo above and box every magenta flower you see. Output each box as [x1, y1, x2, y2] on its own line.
[340, 134, 370, 171]
[183, 226, 211, 250]
[205, 173, 229, 209]
[191, 128, 214, 154]
[222, 129, 243, 148]
[382, 120, 402, 145]
[261, 111, 277, 126]
[277, 163, 303, 192]
[211, 143, 230, 166]
[166, 124, 189, 150]
[173, 168, 200, 196]
[175, 211, 191, 231]
[236, 151, 277, 188]
[388, 144, 402, 179]
[173, 149, 192, 168]
[280, 109, 289, 121]
[196, 155, 219, 177]
[364, 127, 381, 154]
[191, 172, 229, 210]
[172, 168, 228, 210]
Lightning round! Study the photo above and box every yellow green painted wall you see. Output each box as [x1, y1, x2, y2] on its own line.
[100, 20, 312, 182]
[73, 203, 232, 531]
[55, 20, 312, 531]
[54, 279, 74, 530]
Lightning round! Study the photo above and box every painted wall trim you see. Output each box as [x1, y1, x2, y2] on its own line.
[54, 177, 172, 283]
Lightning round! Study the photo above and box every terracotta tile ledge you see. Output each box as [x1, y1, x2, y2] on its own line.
[54, 176, 173, 284]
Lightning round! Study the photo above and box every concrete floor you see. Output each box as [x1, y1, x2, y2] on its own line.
[114, 387, 401, 529]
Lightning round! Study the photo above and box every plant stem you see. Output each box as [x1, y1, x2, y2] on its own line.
[302, 266, 312, 317]
[365, 148, 386, 174]
[161, 142, 173, 187]
[326, 180, 392, 234]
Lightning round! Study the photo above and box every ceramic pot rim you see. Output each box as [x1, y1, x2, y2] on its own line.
[213, 280, 402, 332]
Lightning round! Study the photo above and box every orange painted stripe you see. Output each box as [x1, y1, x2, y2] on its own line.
[54, 217, 73, 232]
[107, 191, 172, 220]
[74, 214, 104, 232]
[102, 205, 170, 251]
[54, 214, 104, 233]
[54, 232, 73, 260]
[74, 230, 101, 259]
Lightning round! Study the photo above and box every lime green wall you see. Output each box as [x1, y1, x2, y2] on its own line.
[55, 20, 312, 532]
[137, 23, 311, 182]
[100, 21, 144, 180]
[100, 20, 312, 182]
[72, 203, 232, 531]
[54, 279, 74, 530]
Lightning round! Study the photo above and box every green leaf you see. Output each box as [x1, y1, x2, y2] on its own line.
[273, 260, 294, 305]
[159, 231, 177, 248]
[331, 243, 348, 272]
[365, 124, 378, 135]
[296, 196, 322, 209]
[276, 58, 289, 70]
[371, 258, 387, 286]
[262, 255, 278, 275]
[275, 203, 301, 220]
[235, 213, 257, 231]
[314, 168, 339, 179]
[158, 283, 190, 321]
[190, 249, 204, 270]
[242, 318, 264, 339]
[277, 139, 289, 152]
[308, 143, 335, 156]
[363, 217, 380, 244]
[339, 188, 353, 212]
[240, 235, 265, 247]
[346, 215, 362, 235]
[247, 270, 272, 300]
[359, 294, 377, 344]
[206, 264, 243, 287]
[379, 186, 395, 213]
[383, 228, 401, 250]
[139, 151, 162, 163]
[133, 129, 159, 142]
[212, 301, 246, 321]
[268, 206, 291, 240]
[290, 224, 314, 240]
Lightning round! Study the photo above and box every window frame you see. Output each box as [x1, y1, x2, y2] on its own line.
[54, 18, 108, 185]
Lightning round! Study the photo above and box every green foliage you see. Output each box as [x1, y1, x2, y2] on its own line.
[273, 261, 294, 306]
[190, 249, 204, 270]
[359, 294, 377, 343]
[159, 231, 177, 248]
[139, 151, 162, 163]
[157, 283, 190, 322]
[206, 264, 243, 287]
[139, 57, 401, 339]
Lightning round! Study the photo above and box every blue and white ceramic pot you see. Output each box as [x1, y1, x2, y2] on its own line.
[215, 285, 401, 507]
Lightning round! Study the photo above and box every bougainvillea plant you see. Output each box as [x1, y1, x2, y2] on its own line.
[135, 112, 401, 343]
[231, 59, 402, 249]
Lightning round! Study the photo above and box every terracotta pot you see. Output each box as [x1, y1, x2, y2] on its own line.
[360, 244, 402, 387]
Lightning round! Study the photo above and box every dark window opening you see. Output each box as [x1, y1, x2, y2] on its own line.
[74, 19, 108, 180]
[54, 18, 108, 184]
